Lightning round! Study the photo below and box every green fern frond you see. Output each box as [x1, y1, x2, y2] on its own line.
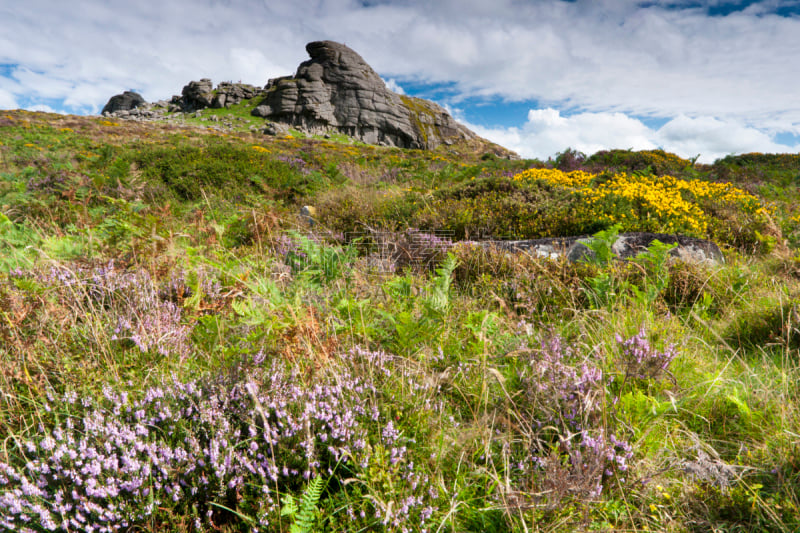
[289, 475, 326, 533]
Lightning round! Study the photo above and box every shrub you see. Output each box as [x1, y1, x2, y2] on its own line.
[512, 166, 774, 247]
[0, 347, 441, 532]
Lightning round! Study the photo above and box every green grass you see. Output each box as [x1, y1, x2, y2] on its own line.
[1, 109, 799, 532]
[170, 97, 262, 132]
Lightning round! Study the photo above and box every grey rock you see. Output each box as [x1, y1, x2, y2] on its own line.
[491, 232, 724, 266]
[253, 105, 273, 117]
[177, 79, 264, 111]
[263, 122, 290, 136]
[213, 93, 227, 108]
[300, 205, 316, 226]
[250, 40, 478, 150]
[565, 242, 596, 263]
[181, 78, 215, 110]
[101, 91, 146, 114]
[214, 81, 261, 107]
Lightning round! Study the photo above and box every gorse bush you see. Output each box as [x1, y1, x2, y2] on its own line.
[512, 167, 772, 244]
[315, 164, 774, 248]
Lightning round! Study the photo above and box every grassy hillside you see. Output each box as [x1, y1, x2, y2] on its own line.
[1, 109, 799, 532]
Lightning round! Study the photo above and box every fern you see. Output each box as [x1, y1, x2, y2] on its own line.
[282, 475, 326, 533]
[582, 223, 622, 266]
[424, 252, 457, 317]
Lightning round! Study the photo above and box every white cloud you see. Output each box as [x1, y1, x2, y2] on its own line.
[382, 77, 405, 95]
[654, 115, 796, 161]
[26, 104, 58, 113]
[227, 48, 285, 85]
[0, 88, 18, 110]
[467, 108, 655, 161]
[469, 108, 799, 164]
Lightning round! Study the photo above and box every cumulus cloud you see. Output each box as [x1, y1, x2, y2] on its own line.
[0, 0, 308, 110]
[654, 115, 796, 161]
[469, 108, 799, 163]
[465, 108, 656, 161]
[382, 78, 405, 94]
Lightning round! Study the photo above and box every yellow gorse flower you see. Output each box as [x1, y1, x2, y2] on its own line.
[514, 168, 594, 188]
[511, 167, 767, 236]
[585, 173, 709, 233]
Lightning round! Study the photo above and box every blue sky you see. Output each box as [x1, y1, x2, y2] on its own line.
[2, 0, 800, 162]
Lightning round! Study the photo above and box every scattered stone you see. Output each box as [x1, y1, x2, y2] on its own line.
[101, 91, 145, 115]
[683, 449, 737, 489]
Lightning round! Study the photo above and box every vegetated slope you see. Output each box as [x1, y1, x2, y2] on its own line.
[1, 109, 799, 532]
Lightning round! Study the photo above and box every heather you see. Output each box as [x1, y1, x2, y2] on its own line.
[1, 110, 800, 531]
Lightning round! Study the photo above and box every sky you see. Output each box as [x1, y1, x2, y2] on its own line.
[2, 0, 800, 163]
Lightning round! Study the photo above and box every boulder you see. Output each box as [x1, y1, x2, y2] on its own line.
[251, 40, 478, 150]
[101, 91, 145, 115]
[181, 78, 215, 110]
[213, 82, 261, 108]
[178, 79, 264, 111]
[490, 232, 724, 265]
[263, 122, 290, 136]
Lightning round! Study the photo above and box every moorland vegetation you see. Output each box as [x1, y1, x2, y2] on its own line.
[1, 109, 800, 532]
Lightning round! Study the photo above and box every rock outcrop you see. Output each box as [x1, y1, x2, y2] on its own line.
[251, 40, 477, 150]
[490, 232, 724, 265]
[211, 81, 261, 108]
[178, 79, 262, 111]
[180, 78, 215, 110]
[97, 41, 517, 156]
[101, 91, 145, 114]
[101, 80, 267, 125]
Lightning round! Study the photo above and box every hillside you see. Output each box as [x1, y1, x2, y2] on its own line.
[1, 109, 800, 532]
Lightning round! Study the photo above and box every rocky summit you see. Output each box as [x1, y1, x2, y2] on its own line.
[252, 41, 477, 150]
[99, 41, 514, 156]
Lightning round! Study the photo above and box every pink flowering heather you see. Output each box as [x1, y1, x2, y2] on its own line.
[0, 346, 439, 532]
